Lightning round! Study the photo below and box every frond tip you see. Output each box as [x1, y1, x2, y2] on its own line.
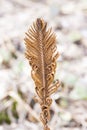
[24, 18, 60, 130]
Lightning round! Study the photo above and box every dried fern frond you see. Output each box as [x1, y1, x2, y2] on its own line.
[24, 18, 60, 130]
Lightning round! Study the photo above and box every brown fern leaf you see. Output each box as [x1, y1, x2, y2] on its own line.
[24, 18, 60, 130]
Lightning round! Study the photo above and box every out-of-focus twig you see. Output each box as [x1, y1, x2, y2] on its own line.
[8, 91, 40, 122]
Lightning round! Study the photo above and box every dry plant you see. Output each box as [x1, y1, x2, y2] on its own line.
[24, 18, 60, 130]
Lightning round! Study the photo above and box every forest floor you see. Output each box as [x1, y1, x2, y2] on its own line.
[0, 0, 87, 130]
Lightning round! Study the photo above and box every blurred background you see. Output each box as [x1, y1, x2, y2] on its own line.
[0, 0, 87, 130]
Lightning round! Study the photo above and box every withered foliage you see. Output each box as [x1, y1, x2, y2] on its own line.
[24, 18, 60, 130]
